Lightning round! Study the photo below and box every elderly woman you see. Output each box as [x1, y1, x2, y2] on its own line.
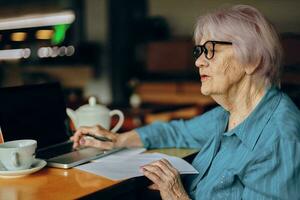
[71, 5, 300, 200]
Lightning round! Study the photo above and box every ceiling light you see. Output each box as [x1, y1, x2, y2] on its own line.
[36, 29, 53, 40]
[66, 45, 75, 56]
[11, 32, 27, 42]
[0, 11, 75, 30]
[0, 48, 31, 60]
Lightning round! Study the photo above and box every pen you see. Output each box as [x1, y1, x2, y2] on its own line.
[84, 133, 113, 142]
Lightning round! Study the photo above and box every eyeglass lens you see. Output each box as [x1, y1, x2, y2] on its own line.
[193, 41, 214, 59]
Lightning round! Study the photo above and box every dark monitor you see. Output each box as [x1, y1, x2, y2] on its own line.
[0, 82, 69, 149]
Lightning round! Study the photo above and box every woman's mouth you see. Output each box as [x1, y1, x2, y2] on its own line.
[200, 75, 210, 81]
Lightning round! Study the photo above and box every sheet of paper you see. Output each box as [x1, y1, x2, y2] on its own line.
[76, 152, 198, 180]
[91, 147, 147, 163]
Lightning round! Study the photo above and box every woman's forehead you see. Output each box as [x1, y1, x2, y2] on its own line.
[195, 24, 219, 44]
[195, 32, 214, 44]
[195, 19, 233, 44]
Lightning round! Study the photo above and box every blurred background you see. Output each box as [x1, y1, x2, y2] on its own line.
[0, 0, 299, 130]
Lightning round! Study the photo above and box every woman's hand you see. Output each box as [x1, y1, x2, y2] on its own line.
[70, 125, 143, 150]
[141, 159, 190, 200]
[70, 125, 119, 150]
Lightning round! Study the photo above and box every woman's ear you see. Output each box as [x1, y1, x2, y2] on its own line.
[244, 58, 261, 75]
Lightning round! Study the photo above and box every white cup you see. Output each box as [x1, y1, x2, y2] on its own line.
[0, 139, 37, 171]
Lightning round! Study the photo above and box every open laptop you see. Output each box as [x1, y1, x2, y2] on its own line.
[0, 82, 122, 169]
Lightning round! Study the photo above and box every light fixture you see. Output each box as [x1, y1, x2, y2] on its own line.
[0, 10, 75, 30]
[51, 46, 59, 57]
[37, 46, 75, 58]
[37, 47, 48, 58]
[11, 32, 27, 42]
[36, 30, 53, 40]
[66, 45, 75, 56]
[0, 48, 31, 60]
[58, 46, 67, 56]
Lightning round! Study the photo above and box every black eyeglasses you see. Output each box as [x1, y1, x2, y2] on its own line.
[193, 40, 232, 60]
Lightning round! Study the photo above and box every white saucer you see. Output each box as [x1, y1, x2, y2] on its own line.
[0, 159, 47, 178]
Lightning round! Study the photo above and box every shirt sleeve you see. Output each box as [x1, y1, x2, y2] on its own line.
[242, 139, 300, 199]
[135, 107, 224, 149]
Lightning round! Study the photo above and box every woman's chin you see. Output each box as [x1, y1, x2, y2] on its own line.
[200, 86, 211, 96]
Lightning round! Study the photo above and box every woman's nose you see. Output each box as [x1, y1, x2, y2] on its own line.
[195, 54, 207, 68]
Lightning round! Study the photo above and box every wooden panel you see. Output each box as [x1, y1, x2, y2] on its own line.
[144, 106, 203, 124]
[136, 82, 177, 93]
[138, 92, 213, 105]
[178, 82, 202, 93]
[136, 82, 215, 106]
[146, 40, 194, 72]
[146, 148, 199, 158]
[0, 167, 119, 199]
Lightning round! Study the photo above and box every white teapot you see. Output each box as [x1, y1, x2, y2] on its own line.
[66, 96, 124, 133]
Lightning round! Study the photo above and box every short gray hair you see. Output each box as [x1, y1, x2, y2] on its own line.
[194, 5, 283, 86]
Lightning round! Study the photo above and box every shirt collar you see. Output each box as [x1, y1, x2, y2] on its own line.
[224, 86, 282, 150]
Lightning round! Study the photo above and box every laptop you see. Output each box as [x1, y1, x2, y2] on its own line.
[0, 82, 122, 169]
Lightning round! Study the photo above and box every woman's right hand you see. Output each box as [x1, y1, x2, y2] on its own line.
[70, 125, 119, 150]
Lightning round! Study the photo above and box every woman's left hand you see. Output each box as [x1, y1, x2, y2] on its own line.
[141, 159, 190, 200]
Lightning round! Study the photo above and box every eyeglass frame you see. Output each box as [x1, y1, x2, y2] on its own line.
[193, 40, 232, 60]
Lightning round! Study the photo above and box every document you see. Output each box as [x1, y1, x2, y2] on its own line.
[76, 152, 198, 180]
[91, 147, 147, 163]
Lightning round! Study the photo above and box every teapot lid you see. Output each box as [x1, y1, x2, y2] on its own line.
[78, 96, 109, 113]
[89, 96, 97, 106]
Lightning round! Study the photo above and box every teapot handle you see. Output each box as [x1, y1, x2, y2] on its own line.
[109, 110, 124, 133]
[66, 108, 78, 130]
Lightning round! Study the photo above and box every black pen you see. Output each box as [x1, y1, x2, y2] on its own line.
[85, 133, 113, 142]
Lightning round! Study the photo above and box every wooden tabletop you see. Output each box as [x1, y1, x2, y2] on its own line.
[0, 148, 198, 200]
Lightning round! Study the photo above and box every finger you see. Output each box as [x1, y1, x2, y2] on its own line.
[160, 159, 179, 175]
[142, 164, 168, 181]
[159, 159, 183, 195]
[142, 168, 162, 186]
[72, 126, 107, 148]
[86, 126, 117, 141]
[151, 160, 175, 177]
[71, 132, 85, 148]
[72, 126, 94, 144]
[81, 137, 115, 150]
[70, 136, 80, 149]
[71, 132, 83, 149]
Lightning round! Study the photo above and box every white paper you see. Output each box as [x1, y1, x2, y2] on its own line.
[76, 152, 198, 180]
[91, 147, 147, 163]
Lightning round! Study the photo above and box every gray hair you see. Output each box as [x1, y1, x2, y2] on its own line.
[194, 5, 283, 86]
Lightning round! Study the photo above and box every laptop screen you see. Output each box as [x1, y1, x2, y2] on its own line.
[0, 82, 70, 149]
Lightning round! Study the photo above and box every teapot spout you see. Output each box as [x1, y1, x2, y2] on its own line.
[66, 108, 78, 130]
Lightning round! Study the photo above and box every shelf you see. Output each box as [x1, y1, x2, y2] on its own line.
[136, 81, 215, 106]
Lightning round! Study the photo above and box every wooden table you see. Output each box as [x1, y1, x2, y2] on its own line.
[0, 148, 198, 200]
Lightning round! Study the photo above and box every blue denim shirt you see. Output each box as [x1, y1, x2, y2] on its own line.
[136, 87, 300, 199]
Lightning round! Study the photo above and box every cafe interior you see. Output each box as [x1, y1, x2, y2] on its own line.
[0, 0, 299, 131]
[0, 0, 299, 198]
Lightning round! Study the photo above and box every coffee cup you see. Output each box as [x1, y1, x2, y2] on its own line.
[0, 139, 37, 171]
